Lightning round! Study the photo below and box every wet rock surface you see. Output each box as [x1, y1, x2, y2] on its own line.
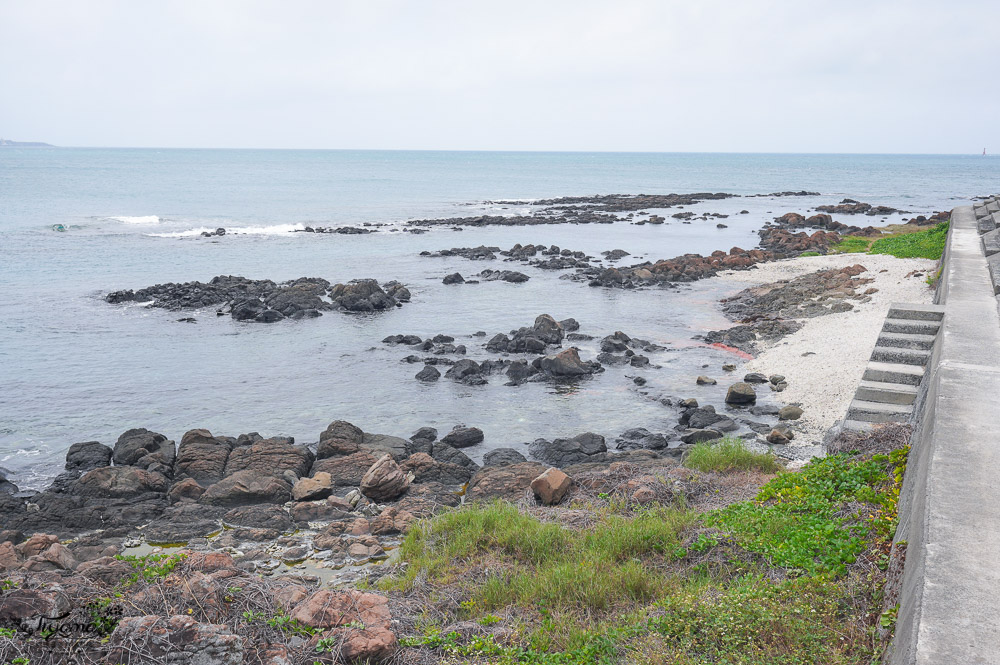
[106, 275, 410, 321]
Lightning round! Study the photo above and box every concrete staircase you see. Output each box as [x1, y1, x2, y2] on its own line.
[842, 303, 943, 431]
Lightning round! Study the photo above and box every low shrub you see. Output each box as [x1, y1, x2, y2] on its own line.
[683, 438, 782, 474]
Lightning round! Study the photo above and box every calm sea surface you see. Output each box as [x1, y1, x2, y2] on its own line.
[2, 149, 997, 489]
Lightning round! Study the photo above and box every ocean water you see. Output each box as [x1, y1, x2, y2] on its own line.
[2, 148, 997, 491]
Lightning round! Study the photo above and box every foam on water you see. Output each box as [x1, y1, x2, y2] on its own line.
[107, 215, 160, 225]
[148, 223, 306, 238]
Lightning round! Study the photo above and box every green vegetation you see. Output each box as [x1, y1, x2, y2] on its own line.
[798, 251, 821, 257]
[832, 221, 949, 260]
[114, 552, 188, 586]
[832, 236, 872, 254]
[869, 221, 949, 259]
[683, 438, 782, 474]
[386, 448, 908, 664]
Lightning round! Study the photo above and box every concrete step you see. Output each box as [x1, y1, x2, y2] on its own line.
[856, 380, 919, 405]
[887, 303, 945, 322]
[876, 331, 937, 350]
[841, 419, 875, 432]
[871, 346, 932, 366]
[881, 317, 941, 335]
[863, 361, 926, 386]
[847, 399, 914, 424]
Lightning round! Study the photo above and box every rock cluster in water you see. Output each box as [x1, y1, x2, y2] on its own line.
[106, 276, 411, 322]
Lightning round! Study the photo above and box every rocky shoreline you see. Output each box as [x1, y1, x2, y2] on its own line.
[0, 384, 803, 663]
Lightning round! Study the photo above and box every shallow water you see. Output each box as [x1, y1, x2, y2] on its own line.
[2, 148, 996, 490]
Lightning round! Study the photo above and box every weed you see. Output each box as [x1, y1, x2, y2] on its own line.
[114, 552, 188, 586]
[683, 438, 782, 474]
[832, 221, 949, 260]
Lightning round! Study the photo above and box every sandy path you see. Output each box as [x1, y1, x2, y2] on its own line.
[711, 254, 938, 446]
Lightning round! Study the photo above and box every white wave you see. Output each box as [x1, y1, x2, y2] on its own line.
[108, 215, 161, 225]
[147, 223, 306, 238]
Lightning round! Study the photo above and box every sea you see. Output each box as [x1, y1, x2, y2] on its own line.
[2, 148, 997, 491]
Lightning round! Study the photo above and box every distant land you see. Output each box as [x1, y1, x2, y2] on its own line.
[0, 138, 53, 147]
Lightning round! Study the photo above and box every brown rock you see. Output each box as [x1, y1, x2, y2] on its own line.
[76, 466, 169, 498]
[185, 551, 236, 573]
[310, 451, 378, 488]
[109, 615, 243, 664]
[467, 462, 547, 503]
[176, 433, 233, 485]
[224, 440, 314, 479]
[168, 478, 206, 503]
[696, 375, 717, 385]
[530, 467, 572, 505]
[0, 588, 71, 620]
[360, 455, 410, 502]
[399, 452, 472, 486]
[317, 420, 365, 459]
[293, 473, 333, 501]
[180, 571, 226, 621]
[540, 347, 592, 376]
[76, 556, 133, 585]
[199, 470, 292, 507]
[0, 541, 22, 570]
[290, 500, 350, 524]
[725, 382, 757, 405]
[778, 405, 804, 420]
[17, 533, 59, 558]
[292, 590, 396, 663]
[371, 507, 416, 535]
[273, 583, 309, 611]
[22, 542, 77, 571]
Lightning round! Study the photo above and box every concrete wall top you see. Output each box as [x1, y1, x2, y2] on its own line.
[891, 205, 1000, 664]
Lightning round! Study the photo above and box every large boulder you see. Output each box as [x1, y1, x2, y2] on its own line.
[528, 432, 608, 467]
[109, 615, 243, 665]
[76, 466, 169, 498]
[439, 426, 484, 448]
[532, 314, 564, 345]
[0, 472, 18, 496]
[199, 470, 291, 507]
[330, 279, 398, 312]
[531, 468, 573, 505]
[360, 455, 410, 502]
[65, 441, 113, 471]
[144, 504, 225, 544]
[0, 588, 72, 622]
[400, 453, 472, 486]
[360, 433, 409, 459]
[112, 428, 175, 467]
[466, 462, 547, 502]
[292, 473, 334, 501]
[310, 451, 378, 488]
[291, 590, 397, 663]
[539, 348, 593, 377]
[175, 430, 233, 485]
[725, 382, 757, 405]
[222, 504, 293, 532]
[483, 448, 528, 467]
[223, 440, 313, 479]
[431, 444, 479, 470]
[317, 420, 365, 459]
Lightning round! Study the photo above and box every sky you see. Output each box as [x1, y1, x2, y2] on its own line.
[0, 0, 996, 153]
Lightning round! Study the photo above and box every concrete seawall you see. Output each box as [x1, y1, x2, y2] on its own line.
[890, 205, 1000, 664]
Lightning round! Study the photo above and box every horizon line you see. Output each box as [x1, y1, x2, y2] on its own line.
[2, 144, 993, 157]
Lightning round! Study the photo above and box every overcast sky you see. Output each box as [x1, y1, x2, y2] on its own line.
[0, 0, 995, 153]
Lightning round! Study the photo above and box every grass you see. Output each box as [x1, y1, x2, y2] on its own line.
[683, 438, 782, 474]
[831, 221, 949, 260]
[386, 448, 909, 664]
